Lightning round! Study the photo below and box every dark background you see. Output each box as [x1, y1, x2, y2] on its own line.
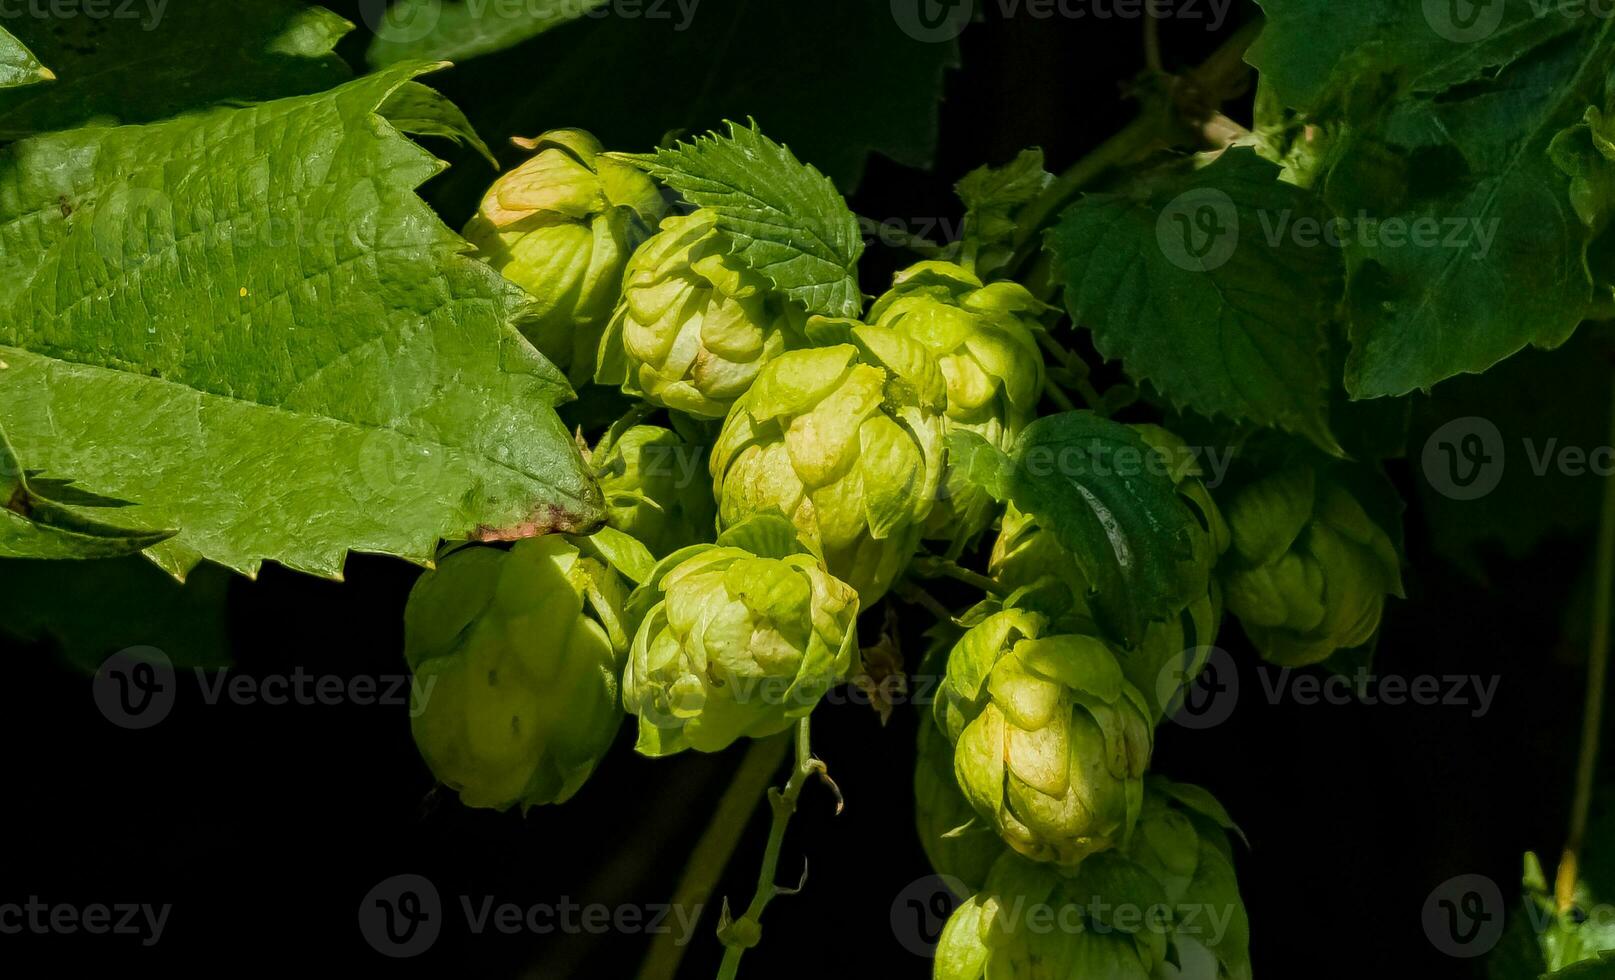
[2, 2, 1601, 976]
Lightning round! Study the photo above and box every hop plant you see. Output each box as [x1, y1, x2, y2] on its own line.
[1218, 465, 1404, 666]
[403, 536, 629, 811]
[591, 422, 716, 558]
[463, 129, 664, 383]
[596, 209, 807, 418]
[621, 515, 859, 756]
[869, 260, 1047, 546]
[935, 782, 1252, 980]
[710, 324, 947, 604]
[934, 608, 1153, 868]
[988, 425, 1229, 720]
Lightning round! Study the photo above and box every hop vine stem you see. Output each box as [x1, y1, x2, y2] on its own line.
[1558, 380, 1615, 911]
[715, 718, 833, 980]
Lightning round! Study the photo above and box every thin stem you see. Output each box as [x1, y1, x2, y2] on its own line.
[1144, 11, 1163, 73]
[1558, 381, 1615, 911]
[716, 719, 827, 979]
[1043, 380, 1078, 413]
[1035, 332, 1106, 413]
[636, 734, 791, 980]
[895, 579, 956, 622]
[909, 556, 1009, 597]
[1007, 18, 1264, 276]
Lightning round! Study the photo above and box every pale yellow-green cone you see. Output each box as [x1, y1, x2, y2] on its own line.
[709, 324, 948, 604]
[621, 515, 859, 756]
[404, 535, 630, 811]
[869, 260, 1047, 547]
[1219, 465, 1403, 667]
[463, 129, 664, 384]
[934, 609, 1153, 869]
[935, 784, 1253, 980]
[592, 423, 715, 559]
[597, 209, 807, 418]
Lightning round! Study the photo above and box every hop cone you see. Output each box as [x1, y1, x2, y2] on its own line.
[592, 423, 715, 558]
[463, 129, 663, 383]
[711, 324, 947, 604]
[1218, 465, 1403, 666]
[869, 260, 1046, 546]
[404, 536, 629, 811]
[597, 209, 806, 418]
[934, 608, 1153, 868]
[621, 515, 859, 756]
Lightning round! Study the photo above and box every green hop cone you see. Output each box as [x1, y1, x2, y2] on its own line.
[621, 514, 859, 756]
[463, 129, 664, 383]
[935, 608, 1153, 868]
[916, 629, 1009, 894]
[591, 423, 716, 558]
[934, 851, 1163, 980]
[597, 209, 807, 418]
[868, 261, 1047, 546]
[403, 535, 629, 811]
[1218, 465, 1404, 667]
[936, 783, 1252, 980]
[710, 326, 947, 604]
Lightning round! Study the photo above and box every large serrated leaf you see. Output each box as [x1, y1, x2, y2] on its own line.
[1047, 150, 1340, 454]
[0, 64, 603, 580]
[950, 413, 1206, 646]
[617, 121, 864, 318]
[0, 26, 49, 90]
[1329, 20, 1615, 397]
[367, 0, 610, 66]
[0, 1, 352, 139]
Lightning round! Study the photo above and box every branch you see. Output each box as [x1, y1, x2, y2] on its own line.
[636, 733, 791, 980]
[1558, 381, 1615, 911]
[715, 718, 834, 979]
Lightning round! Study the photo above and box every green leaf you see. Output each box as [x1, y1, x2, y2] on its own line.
[1248, 0, 1580, 116]
[367, 0, 610, 66]
[399, 0, 958, 205]
[0, 1, 352, 139]
[956, 149, 1053, 279]
[0, 64, 603, 580]
[0, 421, 172, 560]
[951, 413, 1206, 646]
[378, 79, 498, 168]
[617, 121, 864, 318]
[1252, 3, 1615, 396]
[0, 556, 232, 671]
[1047, 149, 1341, 454]
[0, 26, 50, 89]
